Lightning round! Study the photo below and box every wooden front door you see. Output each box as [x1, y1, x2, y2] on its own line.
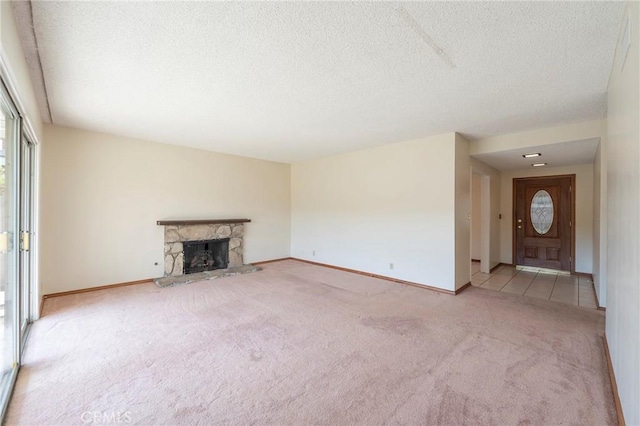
[514, 175, 574, 271]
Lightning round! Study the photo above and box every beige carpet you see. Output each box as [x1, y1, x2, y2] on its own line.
[7, 260, 616, 425]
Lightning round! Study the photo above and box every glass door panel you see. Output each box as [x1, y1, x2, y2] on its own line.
[0, 88, 18, 410]
[19, 138, 32, 337]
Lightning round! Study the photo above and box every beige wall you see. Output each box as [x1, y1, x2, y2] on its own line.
[605, 1, 640, 424]
[291, 133, 461, 291]
[41, 124, 291, 293]
[454, 134, 471, 289]
[592, 141, 607, 306]
[499, 163, 594, 273]
[470, 174, 482, 260]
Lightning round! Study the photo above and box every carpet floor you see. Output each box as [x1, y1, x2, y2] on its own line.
[7, 259, 616, 425]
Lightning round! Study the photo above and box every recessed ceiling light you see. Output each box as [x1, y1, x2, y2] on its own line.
[532, 163, 547, 167]
[522, 153, 541, 158]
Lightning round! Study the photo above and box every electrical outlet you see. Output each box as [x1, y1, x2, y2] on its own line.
[312, 250, 316, 256]
[390, 262, 394, 270]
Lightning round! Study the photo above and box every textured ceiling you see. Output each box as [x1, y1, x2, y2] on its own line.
[17, 1, 624, 163]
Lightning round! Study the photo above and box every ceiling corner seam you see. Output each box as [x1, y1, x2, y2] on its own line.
[27, 0, 53, 124]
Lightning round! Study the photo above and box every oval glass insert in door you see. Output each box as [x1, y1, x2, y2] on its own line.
[530, 190, 554, 234]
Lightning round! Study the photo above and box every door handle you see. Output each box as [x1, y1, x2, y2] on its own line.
[20, 231, 30, 251]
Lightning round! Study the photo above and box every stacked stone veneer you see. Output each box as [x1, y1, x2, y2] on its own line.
[164, 223, 245, 277]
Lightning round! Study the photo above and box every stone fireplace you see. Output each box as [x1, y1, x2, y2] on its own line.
[159, 219, 249, 277]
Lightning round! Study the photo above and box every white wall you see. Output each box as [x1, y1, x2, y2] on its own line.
[41, 125, 291, 294]
[605, 1, 640, 424]
[592, 141, 607, 307]
[499, 163, 594, 273]
[291, 133, 461, 291]
[470, 173, 482, 260]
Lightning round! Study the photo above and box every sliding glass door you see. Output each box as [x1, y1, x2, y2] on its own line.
[0, 83, 19, 416]
[0, 77, 37, 420]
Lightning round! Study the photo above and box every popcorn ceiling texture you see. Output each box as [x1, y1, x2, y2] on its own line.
[22, 1, 624, 162]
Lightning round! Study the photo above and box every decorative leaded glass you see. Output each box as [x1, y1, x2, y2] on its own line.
[530, 190, 554, 234]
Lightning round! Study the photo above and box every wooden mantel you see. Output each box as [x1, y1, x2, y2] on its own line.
[156, 218, 251, 226]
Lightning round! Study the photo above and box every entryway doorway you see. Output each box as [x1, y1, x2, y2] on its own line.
[513, 175, 575, 272]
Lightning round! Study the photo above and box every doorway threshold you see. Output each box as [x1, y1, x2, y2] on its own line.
[516, 265, 571, 276]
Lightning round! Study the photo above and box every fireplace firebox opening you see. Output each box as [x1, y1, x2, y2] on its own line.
[183, 238, 230, 275]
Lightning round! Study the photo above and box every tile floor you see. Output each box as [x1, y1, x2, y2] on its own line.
[470, 261, 598, 308]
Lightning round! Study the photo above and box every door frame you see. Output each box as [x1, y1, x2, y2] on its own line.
[512, 174, 576, 273]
